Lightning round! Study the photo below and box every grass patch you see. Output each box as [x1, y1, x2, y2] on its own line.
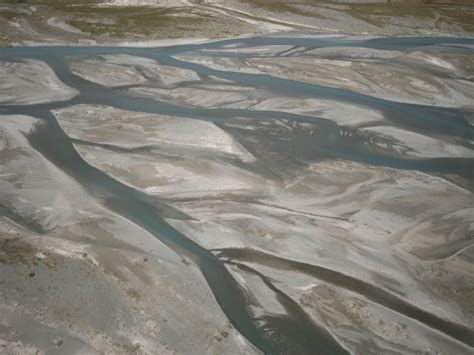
[241, 0, 324, 18]
[349, 4, 435, 19]
[345, 3, 474, 32]
[0, 31, 12, 46]
[2, 0, 214, 38]
[66, 7, 208, 37]
[0, 9, 22, 20]
[0, 0, 29, 4]
[29, 0, 101, 8]
[345, 4, 436, 27]
[441, 7, 474, 32]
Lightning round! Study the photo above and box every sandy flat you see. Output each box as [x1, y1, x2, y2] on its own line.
[0, 59, 77, 105]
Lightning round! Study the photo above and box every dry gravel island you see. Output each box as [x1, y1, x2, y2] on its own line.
[1, 1, 473, 354]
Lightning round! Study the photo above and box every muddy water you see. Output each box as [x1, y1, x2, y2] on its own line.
[1, 35, 473, 353]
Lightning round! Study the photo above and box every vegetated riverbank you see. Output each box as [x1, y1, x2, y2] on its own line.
[1, 0, 474, 46]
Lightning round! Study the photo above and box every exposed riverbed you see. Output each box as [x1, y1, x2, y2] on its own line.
[1, 33, 473, 354]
